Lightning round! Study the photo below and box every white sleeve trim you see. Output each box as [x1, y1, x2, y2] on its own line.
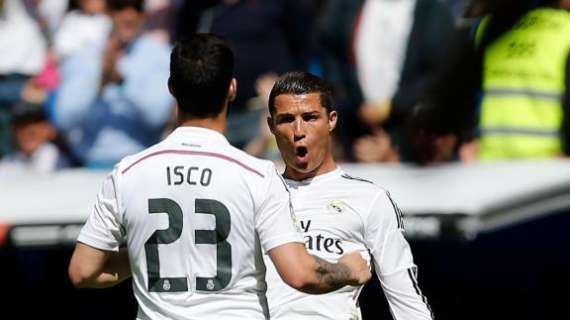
[77, 229, 120, 252]
[262, 232, 304, 254]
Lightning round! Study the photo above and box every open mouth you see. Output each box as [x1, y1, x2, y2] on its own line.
[296, 146, 308, 158]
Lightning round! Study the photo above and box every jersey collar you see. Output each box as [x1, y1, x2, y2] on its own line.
[169, 126, 230, 145]
[284, 167, 344, 186]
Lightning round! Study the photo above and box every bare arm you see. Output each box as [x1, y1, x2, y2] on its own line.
[68, 242, 131, 288]
[268, 242, 370, 294]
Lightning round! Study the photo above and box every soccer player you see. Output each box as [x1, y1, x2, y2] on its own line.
[67, 34, 371, 319]
[264, 71, 434, 319]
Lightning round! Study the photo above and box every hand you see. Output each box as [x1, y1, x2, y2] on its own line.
[459, 140, 479, 164]
[21, 80, 47, 104]
[338, 251, 371, 286]
[354, 128, 398, 163]
[359, 100, 392, 126]
[101, 35, 124, 86]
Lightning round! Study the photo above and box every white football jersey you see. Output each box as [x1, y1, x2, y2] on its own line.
[78, 127, 303, 320]
[264, 168, 433, 320]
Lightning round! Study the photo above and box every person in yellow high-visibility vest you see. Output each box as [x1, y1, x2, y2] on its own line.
[469, 0, 570, 160]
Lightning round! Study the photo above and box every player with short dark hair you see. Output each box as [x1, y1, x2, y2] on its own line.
[268, 71, 334, 115]
[68, 34, 371, 320]
[265, 71, 434, 320]
[169, 34, 235, 118]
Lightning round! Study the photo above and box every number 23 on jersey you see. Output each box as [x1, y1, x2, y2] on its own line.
[144, 198, 232, 293]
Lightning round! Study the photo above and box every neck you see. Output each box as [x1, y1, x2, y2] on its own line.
[177, 109, 227, 133]
[284, 154, 337, 181]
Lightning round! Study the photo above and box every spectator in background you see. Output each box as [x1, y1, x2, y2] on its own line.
[36, 0, 70, 36]
[0, 0, 48, 157]
[0, 102, 69, 173]
[352, 0, 416, 163]
[176, 0, 313, 149]
[464, 0, 570, 160]
[53, 0, 111, 61]
[316, 0, 365, 161]
[50, 0, 173, 169]
[354, 0, 460, 164]
[143, 0, 179, 43]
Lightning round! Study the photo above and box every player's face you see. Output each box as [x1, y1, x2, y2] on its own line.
[269, 93, 337, 180]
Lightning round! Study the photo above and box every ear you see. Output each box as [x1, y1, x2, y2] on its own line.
[328, 110, 338, 132]
[228, 78, 237, 102]
[267, 115, 275, 134]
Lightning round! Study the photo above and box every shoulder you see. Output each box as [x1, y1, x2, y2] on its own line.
[114, 138, 277, 183]
[337, 171, 385, 196]
[113, 141, 166, 176]
[336, 171, 402, 221]
[334, 170, 388, 199]
[339, 172, 375, 184]
[220, 145, 277, 180]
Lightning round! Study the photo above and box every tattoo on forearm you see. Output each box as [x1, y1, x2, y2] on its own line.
[313, 256, 352, 291]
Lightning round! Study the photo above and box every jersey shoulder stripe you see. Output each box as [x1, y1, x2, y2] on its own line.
[386, 191, 404, 229]
[120, 149, 265, 177]
[339, 172, 404, 228]
[407, 267, 435, 320]
[340, 173, 374, 184]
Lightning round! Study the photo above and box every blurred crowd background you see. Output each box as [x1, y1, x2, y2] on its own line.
[1, 0, 569, 174]
[2, 2, 570, 319]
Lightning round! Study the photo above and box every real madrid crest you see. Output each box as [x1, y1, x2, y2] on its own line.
[163, 279, 171, 291]
[207, 279, 215, 290]
[327, 200, 346, 214]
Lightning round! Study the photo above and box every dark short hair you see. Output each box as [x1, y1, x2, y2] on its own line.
[268, 71, 334, 115]
[11, 102, 47, 128]
[169, 34, 235, 118]
[107, 0, 144, 12]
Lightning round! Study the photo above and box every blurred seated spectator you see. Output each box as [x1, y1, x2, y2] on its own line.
[405, 99, 464, 165]
[53, 0, 112, 61]
[0, 0, 48, 157]
[49, 0, 173, 169]
[0, 102, 69, 173]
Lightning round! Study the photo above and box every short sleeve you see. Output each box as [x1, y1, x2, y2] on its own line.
[77, 169, 124, 251]
[365, 191, 414, 276]
[255, 168, 303, 253]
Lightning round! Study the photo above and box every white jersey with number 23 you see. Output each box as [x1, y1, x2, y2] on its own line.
[78, 127, 302, 320]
